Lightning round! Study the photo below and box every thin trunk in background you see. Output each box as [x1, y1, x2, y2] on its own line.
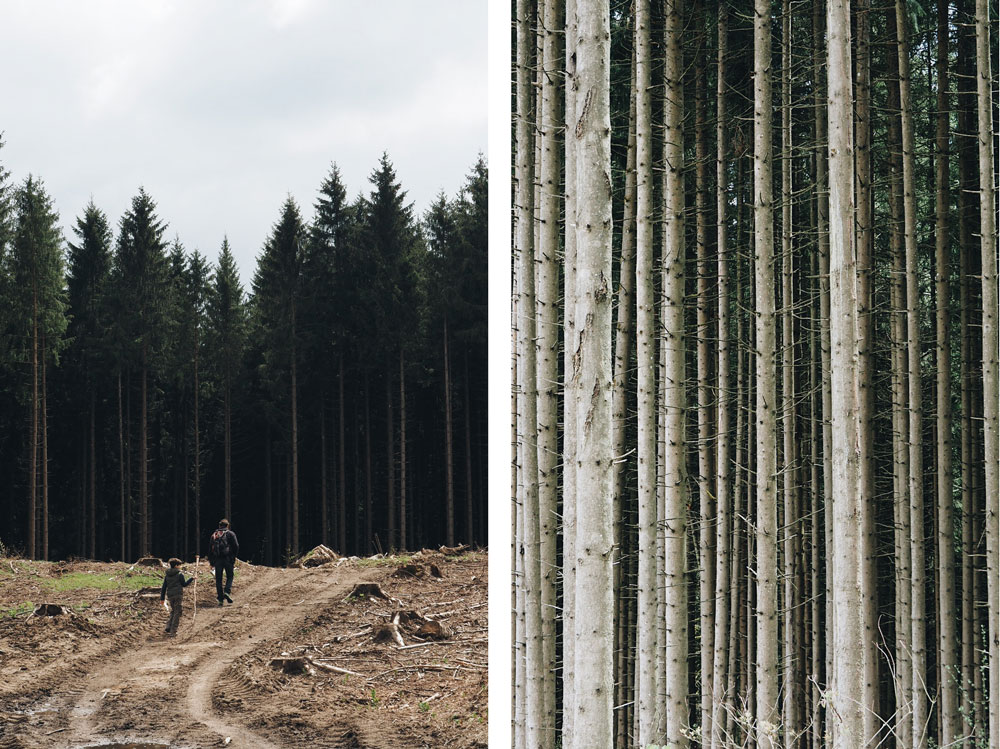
[934, 0, 959, 740]
[894, 2, 928, 741]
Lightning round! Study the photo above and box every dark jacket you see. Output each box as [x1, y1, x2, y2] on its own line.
[208, 528, 239, 564]
[160, 567, 193, 601]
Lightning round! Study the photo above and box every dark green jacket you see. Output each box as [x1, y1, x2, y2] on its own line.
[160, 567, 193, 600]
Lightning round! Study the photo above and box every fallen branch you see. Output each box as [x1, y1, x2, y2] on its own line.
[367, 663, 480, 681]
[308, 658, 362, 677]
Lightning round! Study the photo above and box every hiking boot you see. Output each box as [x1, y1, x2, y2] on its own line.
[224, 592, 233, 603]
[218, 599, 225, 607]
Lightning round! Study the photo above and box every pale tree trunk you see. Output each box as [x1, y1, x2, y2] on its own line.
[934, 0, 959, 740]
[561, 0, 577, 742]
[512, 253, 525, 747]
[536, 0, 560, 738]
[780, 3, 799, 742]
[810, 245, 823, 749]
[886, 8, 913, 742]
[710, 6, 732, 746]
[635, 0, 658, 740]
[826, 0, 865, 743]
[693, 3, 716, 742]
[514, 0, 542, 741]
[956, 6, 980, 740]
[611, 35, 636, 746]
[813, 1, 834, 718]
[894, 2, 928, 742]
[974, 0, 998, 743]
[853, 0, 879, 739]
[663, 0, 688, 744]
[571, 0, 614, 743]
[754, 0, 779, 741]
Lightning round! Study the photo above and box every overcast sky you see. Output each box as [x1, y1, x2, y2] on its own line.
[1, 0, 486, 285]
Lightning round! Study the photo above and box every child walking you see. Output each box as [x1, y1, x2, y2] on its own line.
[160, 557, 194, 636]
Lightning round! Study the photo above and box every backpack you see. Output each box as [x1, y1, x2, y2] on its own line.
[210, 529, 231, 559]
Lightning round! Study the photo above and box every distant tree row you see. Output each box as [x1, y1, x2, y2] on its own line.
[0, 139, 487, 564]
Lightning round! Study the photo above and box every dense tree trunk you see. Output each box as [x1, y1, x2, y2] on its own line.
[30, 286, 38, 559]
[570, 0, 614, 744]
[561, 1, 578, 744]
[754, 0, 779, 741]
[399, 351, 407, 550]
[634, 0, 657, 740]
[934, 0, 959, 740]
[974, 0, 998, 744]
[41, 332, 49, 561]
[826, 0, 865, 742]
[710, 5, 731, 747]
[693, 3, 716, 741]
[894, 2, 929, 742]
[853, 0, 879, 739]
[338, 356, 347, 553]
[444, 318, 455, 547]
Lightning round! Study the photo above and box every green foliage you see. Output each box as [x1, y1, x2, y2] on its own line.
[112, 187, 170, 369]
[5, 175, 68, 369]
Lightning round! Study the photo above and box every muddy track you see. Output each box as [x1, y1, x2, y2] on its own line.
[4, 564, 374, 748]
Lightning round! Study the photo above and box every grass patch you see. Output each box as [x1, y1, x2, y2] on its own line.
[42, 571, 162, 593]
[1, 602, 34, 618]
[355, 554, 413, 568]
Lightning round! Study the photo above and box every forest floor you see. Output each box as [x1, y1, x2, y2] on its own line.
[0, 549, 487, 749]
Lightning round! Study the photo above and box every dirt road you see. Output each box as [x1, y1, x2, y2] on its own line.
[0, 553, 487, 749]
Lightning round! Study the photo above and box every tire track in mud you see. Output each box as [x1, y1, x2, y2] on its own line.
[55, 565, 371, 748]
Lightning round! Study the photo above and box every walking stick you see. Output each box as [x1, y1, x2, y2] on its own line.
[193, 554, 199, 622]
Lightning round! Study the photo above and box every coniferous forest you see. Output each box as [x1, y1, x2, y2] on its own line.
[513, 0, 998, 747]
[0, 140, 487, 565]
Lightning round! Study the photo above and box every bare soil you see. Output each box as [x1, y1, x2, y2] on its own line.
[0, 550, 487, 748]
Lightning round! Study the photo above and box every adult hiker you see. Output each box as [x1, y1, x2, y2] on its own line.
[160, 557, 194, 636]
[208, 518, 240, 606]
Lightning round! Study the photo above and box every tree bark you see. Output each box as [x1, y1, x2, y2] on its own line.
[536, 2, 561, 736]
[710, 5, 732, 746]
[754, 0, 779, 741]
[635, 0, 658, 740]
[894, 3, 928, 742]
[571, 0, 614, 743]
[826, 0, 865, 742]
[934, 0, 959, 740]
[974, 0, 998, 743]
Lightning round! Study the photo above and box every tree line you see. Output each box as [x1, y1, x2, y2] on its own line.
[0, 142, 487, 565]
[513, 0, 997, 747]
